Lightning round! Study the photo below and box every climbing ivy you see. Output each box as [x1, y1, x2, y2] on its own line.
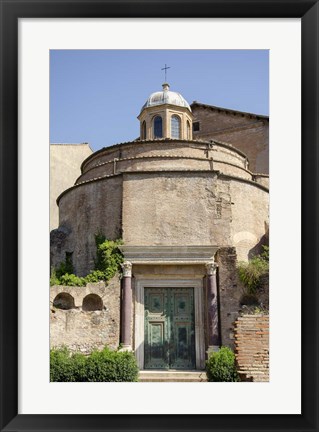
[92, 233, 123, 281]
[55, 253, 74, 279]
[50, 234, 123, 286]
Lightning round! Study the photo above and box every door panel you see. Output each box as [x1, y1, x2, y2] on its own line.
[170, 288, 195, 369]
[144, 287, 195, 370]
[144, 289, 169, 369]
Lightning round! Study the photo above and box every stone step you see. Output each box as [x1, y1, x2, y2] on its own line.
[139, 370, 208, 382]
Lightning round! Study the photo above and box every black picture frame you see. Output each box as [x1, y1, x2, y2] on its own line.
[0, 1, 318, 431]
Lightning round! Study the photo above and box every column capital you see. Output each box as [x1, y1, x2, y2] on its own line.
[121, 261, 132, 277]
[205, 261, 218, 275]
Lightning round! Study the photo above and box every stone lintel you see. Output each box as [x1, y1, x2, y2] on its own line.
[119, 245, 219, 265]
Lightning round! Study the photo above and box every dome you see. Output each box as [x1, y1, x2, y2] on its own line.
[140, 83, 191, 113]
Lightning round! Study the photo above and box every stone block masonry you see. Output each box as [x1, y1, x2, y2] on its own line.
[234, 314, 269, 382]
[50, 277, 121, 354]
[216, 247, 243, 349]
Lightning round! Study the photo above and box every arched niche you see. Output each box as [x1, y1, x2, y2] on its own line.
[53, 292, 75, 310]
[82, 294, 103, 311]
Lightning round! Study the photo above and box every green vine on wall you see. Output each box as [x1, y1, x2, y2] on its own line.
[237, 245, 269, 296]
[50, 233, 123, 286]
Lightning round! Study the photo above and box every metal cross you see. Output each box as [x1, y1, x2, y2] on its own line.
[161, 64, 171, 82]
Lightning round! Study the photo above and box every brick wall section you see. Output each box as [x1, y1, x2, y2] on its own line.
[191, 104, 269, 174]
[234, 314, 269, 382]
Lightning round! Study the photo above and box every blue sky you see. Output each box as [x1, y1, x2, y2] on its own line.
[50, 50, 269, 152]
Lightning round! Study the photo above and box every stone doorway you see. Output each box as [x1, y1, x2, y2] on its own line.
[144, 287, 195, 370]
[135, 278, 205, 370]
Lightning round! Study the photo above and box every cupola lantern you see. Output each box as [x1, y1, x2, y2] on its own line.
[138, 83, 193, 141]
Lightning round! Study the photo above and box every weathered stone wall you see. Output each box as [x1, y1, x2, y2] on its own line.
[122, 172, 232, 247]
[216, 247, 242, 349]
[229, 180, 269, 261]
[78, 140, 249, 184]
[82, 140, 245, 172]
[122, 171, 268, 262]
[51, 140, 268, 275]
[52, 176, 122, 276]
[234, 314, 269, 382]
[50, 277, 121, 353]
[50, 143, 93, 231]
[191, 104, 269, 174]
[253, 174, 269, 189]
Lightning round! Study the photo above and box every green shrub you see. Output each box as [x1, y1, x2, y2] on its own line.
[50, 268, 61, 286]
[50, 347, 139, 382]
[260, 245, 269, 262]
[86, 347, 139, 382]
[84, 270, 106, 284]
[55, 253, 74, 279]
[206, 346, 240, 382]
[50, 347, 87, 382]
[93, 235, 123, 282]
[237, 246, 269, 295]
[59, 273, 86, 287]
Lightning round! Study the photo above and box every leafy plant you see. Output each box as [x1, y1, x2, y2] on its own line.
[50, 347, 87, 382]
[86, 347, 139, 382]
[55, 253, 74, 279]
[93, 234, 123, 281]
[50, 346, 139, 382]
[50, 234, 123, 286]
[59, 273, 86, 287]
[237, 246, 269, 295]
[206, 346, 240, 382]
[84, 270, 107, 284]
[260, 245, 269, 262]
[50, 268, 61, 286]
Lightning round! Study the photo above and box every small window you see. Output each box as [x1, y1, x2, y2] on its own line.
[171, 115, 181, 139]
[53, 293, 75, 310]
[153, 116, 163, 138]
[82, 294, 103, 311]
[193, 122, 200, 132]
[187, 120, 191, 140]
[141, 121, 146, 140]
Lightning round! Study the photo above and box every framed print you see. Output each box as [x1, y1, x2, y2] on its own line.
[0, 0, 318, 431]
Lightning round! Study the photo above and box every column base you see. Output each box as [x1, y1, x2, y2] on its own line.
[207, 345, 220, 356]
[118, 345, 133, 352]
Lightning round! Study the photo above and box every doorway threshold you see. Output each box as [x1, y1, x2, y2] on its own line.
[139, 370, 208, 382]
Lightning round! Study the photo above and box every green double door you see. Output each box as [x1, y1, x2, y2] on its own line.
[144, 287, 195, 370]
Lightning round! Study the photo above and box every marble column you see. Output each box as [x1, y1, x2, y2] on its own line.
[206, 261, 220, 353]
[120, 261, 132, 351]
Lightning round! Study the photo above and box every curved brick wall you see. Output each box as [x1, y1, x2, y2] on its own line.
[229, 180, 269, 261]
[53, 139, 269, 275]
[55, 176, 122, 275]
[79, 139, 249, 181]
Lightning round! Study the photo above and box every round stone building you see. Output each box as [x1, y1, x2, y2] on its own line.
[51, 83, 269, 371]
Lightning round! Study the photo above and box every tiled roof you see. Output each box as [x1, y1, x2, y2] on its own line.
[191, 102, 269, 120]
